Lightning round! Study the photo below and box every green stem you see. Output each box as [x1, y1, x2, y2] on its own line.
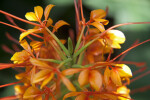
[38, 58, 62, 64]
[45, 27, 70, 57]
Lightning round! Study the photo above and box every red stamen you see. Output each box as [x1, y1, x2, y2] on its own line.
[100, 22, 150, 37]
[116, 61, 145, 67]
[1, 44, 15, 54]
[106, 48, 113, 61]
[79, 0, 85, 24]
[130, 71, 150, 83]
[74, 0, 80, 33]
[133, 66, 147, 75]
[119, 40, 139, 61]
[110, 39, 150, 62]
[0, 21, 25, 32]
[5, 15, 18, 26]
[0, 95, 17, 100]
[0, 10, 41, 27]
[0, 81, 21, 88]
[131, 85, 150, 94]
[12, 44, 20, 52]
[6, 32, 19, 44]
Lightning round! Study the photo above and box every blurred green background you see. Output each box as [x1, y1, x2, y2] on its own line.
[0, 0, 150, 99]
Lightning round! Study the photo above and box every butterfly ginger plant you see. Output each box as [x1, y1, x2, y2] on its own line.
[1, 0, 150, 100]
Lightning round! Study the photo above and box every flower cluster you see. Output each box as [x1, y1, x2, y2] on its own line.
[0, 1, 150, 100]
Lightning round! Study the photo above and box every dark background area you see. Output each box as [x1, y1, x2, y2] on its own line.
[0, 0, 150, 99]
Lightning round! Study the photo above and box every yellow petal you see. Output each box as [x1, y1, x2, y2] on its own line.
[90, 9, 106, 20]
[30, 58, 53, 69]
[25, 12, 38, 21]
[117, 64, 132, 77]
[44, 4, 55, 20]
[40, 72, 54, 89]
[63, 92, 81, 100]
[89, 70, 102, 91]
[90, 22, 105, 32]
[11, 50, 30, 64]
[46, 18, 53, 27]
[62, 68, 82, 76]
[34, 6, 43, 20]
[23, 86, 41, 99]
[32, 69, 51, 83]
[104, 66, 110, 85]
[60, 75, 76, 91]
[19, 29, 39, 41]
[78, 69, 89, 87]
[53, 20, 69, 32]
[20, 39, 32, 54]
[110, 69, 122, 86]
[107, 30, 125, 44]
[30, 41, 43, 53]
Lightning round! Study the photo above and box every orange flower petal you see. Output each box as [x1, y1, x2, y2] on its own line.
[20, 39, 32, 54]
[25, 12, 38, 21]
[117, 64, 132, 77]
[78, 69, 89, 87]
[104, 66, 110, 85]
[11, 50, 30, 64]
[40, 72, 54, 89]
[63, 92, 81, 100]
[30, 58, 53, 69]
[75, 94, 87, 100]
[89, 70, 102, 91]
[53, 20, 69, 32]
[60, 39, 66, 44]
[90, 22, 105, 32]
[62, 68, 82, 76]
[93, 18, 109, 25]
[23, 86, 41, 99]
[44, 4, 55, 20]
[32, 69, 51, 83]
[90, 9, 106, 20]
[34, 6, 43, 21]
[110, 69, 122, 86]
[19, 29, 39, 41]
[60, 75, 76, 92]
[46, 18, 53, 27]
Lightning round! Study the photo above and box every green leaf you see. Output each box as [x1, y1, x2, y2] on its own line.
[68, 37, 73, 55]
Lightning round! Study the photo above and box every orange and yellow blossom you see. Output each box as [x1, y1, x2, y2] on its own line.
[1, 1, 150, 100]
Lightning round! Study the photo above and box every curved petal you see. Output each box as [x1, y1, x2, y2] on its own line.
[117, 64, 132, 77]
[110, 69, 122, 86]
[46, 18, 53, 27]
[78, 69, 89, 87]
[90, 22, 105, 32]
[53, 20, 69, 32]
[19, 29, 39, 41]
[60, 75, 76, 92]
[25, 12, 38, 21]
[62, 68, 82, 76]
[89, 70, 102, 91]
[93, 18, 109, 25]
[34, 6, 43, 20]
[30, 58, 53, 69]
[40, 72, 54, 89]
[63, 92, 81, 100]
[104, 66, 110, 85]
[23, 86, 41, 99]
[20, 39, 32, 54]
[44, 4, 55, 20]
[90, 9, 106, 20]
[32, 69, 51, 83]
